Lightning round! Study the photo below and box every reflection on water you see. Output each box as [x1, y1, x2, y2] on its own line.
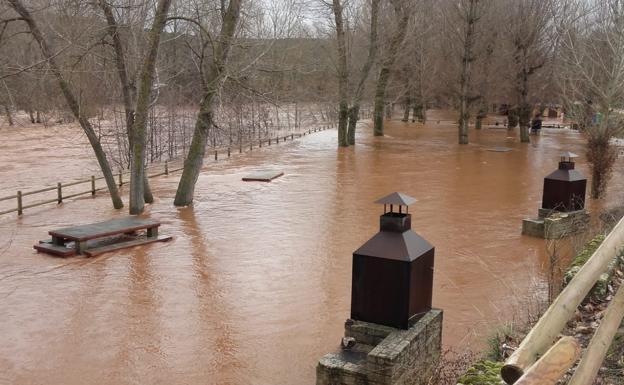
[0, 111, 622, 384]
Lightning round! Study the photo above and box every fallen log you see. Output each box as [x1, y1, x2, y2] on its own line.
[514, 336, 580, 385]
[567, 281, 624, 385]
[502, 216, 624, 384]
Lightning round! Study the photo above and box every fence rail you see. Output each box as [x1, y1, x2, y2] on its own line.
[501, 215, 624, 384]
[0, 124, 336, 217]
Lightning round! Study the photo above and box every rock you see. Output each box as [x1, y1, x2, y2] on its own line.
[340, 336, 356, 350]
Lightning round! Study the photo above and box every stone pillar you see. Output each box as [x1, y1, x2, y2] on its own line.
[316, 309, 443, 385]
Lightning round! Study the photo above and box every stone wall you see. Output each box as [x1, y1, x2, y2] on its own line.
[316, 310, 443, 385]
[522, 209, 590, 239]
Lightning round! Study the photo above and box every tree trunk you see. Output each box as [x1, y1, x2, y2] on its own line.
[8, 0, 123, 209]
[501, 216, 624, 384]
[127, 0, 171, 214]
[100, 0, 154, 205]
[4, 105, 13, 126]
[372, 1, 410, 136]
[458, 0, 478, 145]
[347, 105, 359, 144]
[174, 109, 212, 206]
[402, 97, 411, 122]
[174, 0, 241, 206]
[518, 102, 531, 143]
[332, 0, 349, 147]
[346, 0, 380, 145]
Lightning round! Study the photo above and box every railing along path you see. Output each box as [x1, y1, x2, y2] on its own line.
[0, 125, 335, 217]
[501, 215, 624, 385]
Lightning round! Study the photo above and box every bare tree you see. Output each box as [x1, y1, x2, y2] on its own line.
[503, 0, 556, 143]
[174, 0, 242, 206]
[372, 0, 410, 136]
[114, 0, 172, 215]
[559, 0, 624, 198]
[99, 0, 168, 212]
[331, 0, 349, 146]
[6, 0, 124, 209]
[330, 0, 380, 146]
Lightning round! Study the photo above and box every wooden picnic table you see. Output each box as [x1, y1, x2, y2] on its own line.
[34, 217, 170, 257]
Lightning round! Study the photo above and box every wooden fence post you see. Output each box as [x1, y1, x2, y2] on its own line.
[215, 150, 218, 160]
[276, 136, 279, 144]
[57, 182, 62, 204]
[119, 171, 123, 186]
[269, 138, 271, 145]
[228, 148, 231, 157]
[165, 161, 169, 175]
[239, 143, 242, 153]
[91, 176, 96, 196]
[17, 190, 22, 216]
[291, 134, 294, 140]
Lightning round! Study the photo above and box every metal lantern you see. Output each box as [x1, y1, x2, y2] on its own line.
[542, 152, 587, 212]
[350, 192, 435, 330]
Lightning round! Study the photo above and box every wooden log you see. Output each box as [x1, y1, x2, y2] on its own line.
[57, 182, 62, 203]
[91, 175, 96, 195]
[567, 282, 624, 385]
[514, 336, 580, 385]
[502, 216, 624, 383]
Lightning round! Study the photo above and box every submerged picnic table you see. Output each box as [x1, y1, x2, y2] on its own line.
[34, 217, 171, 257]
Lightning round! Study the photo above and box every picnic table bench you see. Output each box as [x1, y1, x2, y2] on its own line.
[34, 217, 171, 257]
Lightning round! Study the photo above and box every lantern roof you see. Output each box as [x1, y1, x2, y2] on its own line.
[560, 151, 578, 158]
[354, 231, 433, 262]
[374, 192, 417, 206]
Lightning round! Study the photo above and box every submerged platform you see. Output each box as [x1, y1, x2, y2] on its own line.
[487, 146, 512, 152]
[242, 170, 284, 182]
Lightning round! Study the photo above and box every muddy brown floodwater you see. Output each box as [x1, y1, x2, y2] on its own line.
[1, 111, 623, 385]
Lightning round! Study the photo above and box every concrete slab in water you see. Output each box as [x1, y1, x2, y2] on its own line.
[487, 146, 512, 152]
[242, 170, 284, 182]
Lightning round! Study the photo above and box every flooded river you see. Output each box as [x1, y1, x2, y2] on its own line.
[1, 112, 623, 385]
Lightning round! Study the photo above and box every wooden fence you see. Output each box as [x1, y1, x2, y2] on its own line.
[501, 216, 624, 385]
[0, 125, 335, 217]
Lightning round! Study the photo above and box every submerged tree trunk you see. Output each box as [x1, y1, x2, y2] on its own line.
[332, 0, 349, 147]
[9, 0, 123, 209]
[517, 63, 531, 143]
[100, 0, 154, 206]
[346, 0, 379, 144]
[174, 0, 241, 207]
[4, 105, 13, 126]
[458, 0, 479, 144]
[347, 105, 359, 144]
[127, 0, 171, 214]
[373, 1, 409, 136]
